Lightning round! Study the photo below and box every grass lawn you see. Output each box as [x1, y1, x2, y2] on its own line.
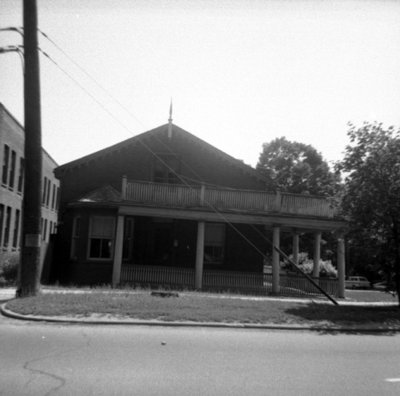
[4, 290, 400, 330]
[345, 289, 398, 303]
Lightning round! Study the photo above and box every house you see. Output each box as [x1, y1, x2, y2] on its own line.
[53, 119, 346, 297]
[0, 103, 59, 277]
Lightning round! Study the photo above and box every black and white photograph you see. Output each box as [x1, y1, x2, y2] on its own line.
[1, 1, 400, 395]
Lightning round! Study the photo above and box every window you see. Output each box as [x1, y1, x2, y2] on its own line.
[55, 186, 60, 211]
[3, 207, 11, 249]
[123, 217, 134, 260]
[153, 154, 181, 184]
[88, 216, 115, 259]
[51, 184, 56, 209]
[2, 145, 10, 185]
[46, 179, 51, 207]
[17, 157, 24, 193]
[50, 221, 56, 235]
[0, 204, 4, 247]
[12, 209, 20, 248]
[42, 177, 47, 204]
[204, 223, 225, 265]
[70, 216, 81, 259]
[43, 219, 48, 241]
[8, 150, 16, 190]
[42, 178, 52, 206]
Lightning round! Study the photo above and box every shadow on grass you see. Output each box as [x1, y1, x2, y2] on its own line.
[285, 303, 400, 335]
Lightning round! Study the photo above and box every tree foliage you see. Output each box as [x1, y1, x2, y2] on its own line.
[256, 137, 340, 196]
[336, 122, 400, 303]
[257, 137, 341, 262]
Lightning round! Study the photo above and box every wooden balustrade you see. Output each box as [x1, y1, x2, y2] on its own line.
[121, 265, 195, 288]
[124, 180, 335, 218]
[120, 265, 339, 297]
[279, 273, 339, 297]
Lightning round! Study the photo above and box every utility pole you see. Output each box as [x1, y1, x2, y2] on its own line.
[19, 0, 42, 297]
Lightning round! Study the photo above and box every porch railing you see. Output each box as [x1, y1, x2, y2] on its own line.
[123, 179, 335, 218]
[121, 264, 195, 288]
[279, 273, 339, 297]
[120, 264, 339, 298]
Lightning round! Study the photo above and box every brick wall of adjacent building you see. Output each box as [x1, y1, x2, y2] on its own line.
[0, 104, 59, 261]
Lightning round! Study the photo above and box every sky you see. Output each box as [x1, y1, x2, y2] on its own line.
[1, 0, 400, 168]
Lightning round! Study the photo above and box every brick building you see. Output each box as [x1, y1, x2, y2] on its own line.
[0, 103, 59, 270]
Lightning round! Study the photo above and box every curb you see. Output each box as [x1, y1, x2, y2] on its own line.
[1, 303, 399, 333]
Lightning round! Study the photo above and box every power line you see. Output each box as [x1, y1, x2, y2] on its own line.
[0, 44, 24, 72]
[41, 50, 270, 261]
[38, 35, 327, 270]
[39, 28, 267, 192]
[1, 27, 337, 302]
[37, 31, 246, 189]
[38, 28, 146, 129]
[38, 29, 219, 186]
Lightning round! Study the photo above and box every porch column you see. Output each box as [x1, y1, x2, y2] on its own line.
[272, 225, 280, 294]
[112, 215, 125, 287]
[337, 236, 346, 298]
[195, 221, 205, 289]
[312, 231, 322, 278]
[292, 230, 300, 266]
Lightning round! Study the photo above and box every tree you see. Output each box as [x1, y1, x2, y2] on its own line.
[257, 137, 341, 262]
[256, 137, 340, 196]
[336, 122, 400, 304]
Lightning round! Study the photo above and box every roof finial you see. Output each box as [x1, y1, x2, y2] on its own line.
[168, 98, 173, 138]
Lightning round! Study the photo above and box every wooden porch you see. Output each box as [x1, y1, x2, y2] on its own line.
[111, 178, 345, 299]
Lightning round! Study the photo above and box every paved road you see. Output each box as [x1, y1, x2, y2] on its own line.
[1, 312, 400, 396]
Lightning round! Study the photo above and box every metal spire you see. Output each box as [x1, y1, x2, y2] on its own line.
[168, 98, 173, 138]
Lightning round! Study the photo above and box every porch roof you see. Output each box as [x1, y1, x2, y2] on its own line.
[117, 204, 345, 232]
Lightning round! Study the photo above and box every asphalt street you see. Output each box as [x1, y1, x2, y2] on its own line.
[1, 312, 400, 396]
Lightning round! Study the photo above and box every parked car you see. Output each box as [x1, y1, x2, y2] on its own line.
[345, 276, 370, 289]
[372, 281, 396, 293]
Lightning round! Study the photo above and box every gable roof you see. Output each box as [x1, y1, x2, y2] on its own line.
[76, 185, 121, 204]
[55, 123, 267, 183]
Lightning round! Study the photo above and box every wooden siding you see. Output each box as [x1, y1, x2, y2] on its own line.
[124, 180, 336, 218]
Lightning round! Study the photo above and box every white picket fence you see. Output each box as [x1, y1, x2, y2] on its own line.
[120, 264, 339, 297]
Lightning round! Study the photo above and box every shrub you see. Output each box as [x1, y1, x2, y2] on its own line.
[282, 252, 338, 278]
[0, 252, 20, 285]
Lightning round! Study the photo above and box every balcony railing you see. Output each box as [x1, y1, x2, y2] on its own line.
[123, 179, 336, 218]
